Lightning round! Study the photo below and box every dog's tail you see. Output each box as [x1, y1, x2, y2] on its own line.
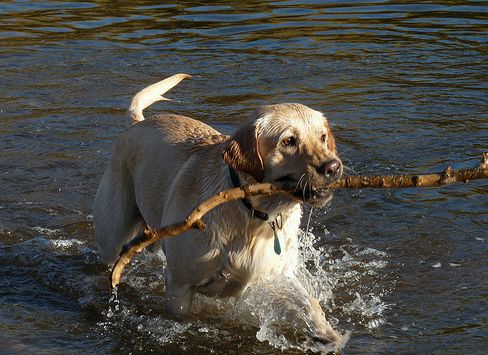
[127, 73, 192, 124]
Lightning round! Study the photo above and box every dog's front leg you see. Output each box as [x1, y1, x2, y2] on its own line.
[289, 280, 343, 345]
[307, 296, 343, 344]
[271, 275, 347, 348]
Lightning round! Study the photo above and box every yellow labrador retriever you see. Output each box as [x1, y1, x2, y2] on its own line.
[93, 74, 345, 347]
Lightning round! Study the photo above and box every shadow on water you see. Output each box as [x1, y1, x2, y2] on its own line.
[0, 0, 487, 353]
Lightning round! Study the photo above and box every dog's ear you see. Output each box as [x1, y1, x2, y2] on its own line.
[324, 120, 337, 153]
[223, 123, 264, 182]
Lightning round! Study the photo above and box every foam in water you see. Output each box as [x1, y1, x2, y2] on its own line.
[32, 226, 62, 236]
[50, 239, 85, 249]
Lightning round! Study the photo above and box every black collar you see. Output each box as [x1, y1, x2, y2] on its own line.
[228, 166, 269, 221]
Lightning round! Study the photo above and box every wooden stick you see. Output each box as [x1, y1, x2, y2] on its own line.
[329, 152, 488, 188]
[110, 183, 283, 289]
[110, 152, 488, 289]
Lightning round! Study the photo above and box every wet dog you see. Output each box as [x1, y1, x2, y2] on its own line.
[93, 74, 346, 347]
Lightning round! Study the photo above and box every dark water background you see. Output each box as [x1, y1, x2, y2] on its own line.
[1, 1, 487, 353]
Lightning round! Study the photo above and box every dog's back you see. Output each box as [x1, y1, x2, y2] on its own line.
[93, 74, 221, 263]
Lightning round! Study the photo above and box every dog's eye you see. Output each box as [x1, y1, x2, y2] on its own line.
[282, 136, 297, 147]
[321, 134, 327, 143]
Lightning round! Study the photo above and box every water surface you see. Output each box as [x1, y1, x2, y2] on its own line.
[1, 1, 487, 353]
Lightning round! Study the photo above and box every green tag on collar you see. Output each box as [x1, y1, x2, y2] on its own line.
[272, 225, 281, 255]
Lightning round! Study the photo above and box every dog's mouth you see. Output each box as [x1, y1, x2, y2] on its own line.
[274, 175, 334, 207]
[292, 186, 333, 207]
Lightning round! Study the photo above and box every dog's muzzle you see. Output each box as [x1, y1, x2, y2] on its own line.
[277, 158, 343, 207]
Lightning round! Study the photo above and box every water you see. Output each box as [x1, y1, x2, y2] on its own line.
[1, 1, 487, 353]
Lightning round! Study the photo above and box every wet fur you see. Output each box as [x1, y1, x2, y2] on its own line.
[93, 74, 346, 348]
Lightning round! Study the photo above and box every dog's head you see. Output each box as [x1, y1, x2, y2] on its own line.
[224, 103, 342, 207]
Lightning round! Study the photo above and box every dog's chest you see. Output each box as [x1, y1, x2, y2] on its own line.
[199, 208, 301, 297]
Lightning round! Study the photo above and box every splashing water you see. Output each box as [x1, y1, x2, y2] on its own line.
[7, 228, 388, 352]
[230, 227, 390, 351]
[11, 222, 390, 353]
[2, 219, 390, 353]
[95, 226, 391, 352]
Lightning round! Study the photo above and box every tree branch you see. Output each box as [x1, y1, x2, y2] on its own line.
[110, 183, 282, 289]
[110, 152, 488, 289]
[329, 152, 488, 189]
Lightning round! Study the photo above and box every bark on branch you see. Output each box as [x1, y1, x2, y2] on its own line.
[329, 152, 488, 189]
[110, 152, 488, 289]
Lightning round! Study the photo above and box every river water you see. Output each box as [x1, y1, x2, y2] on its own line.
[1, 1, 487, 354]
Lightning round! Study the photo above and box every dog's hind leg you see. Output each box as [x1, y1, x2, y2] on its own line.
[93, 164, 145, 264]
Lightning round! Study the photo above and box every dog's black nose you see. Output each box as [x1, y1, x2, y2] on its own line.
[317, 159, 341, 177]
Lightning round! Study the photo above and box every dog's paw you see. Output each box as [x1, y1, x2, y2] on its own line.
[308, 297, 350, 352]
[310, 329, 350, 353]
